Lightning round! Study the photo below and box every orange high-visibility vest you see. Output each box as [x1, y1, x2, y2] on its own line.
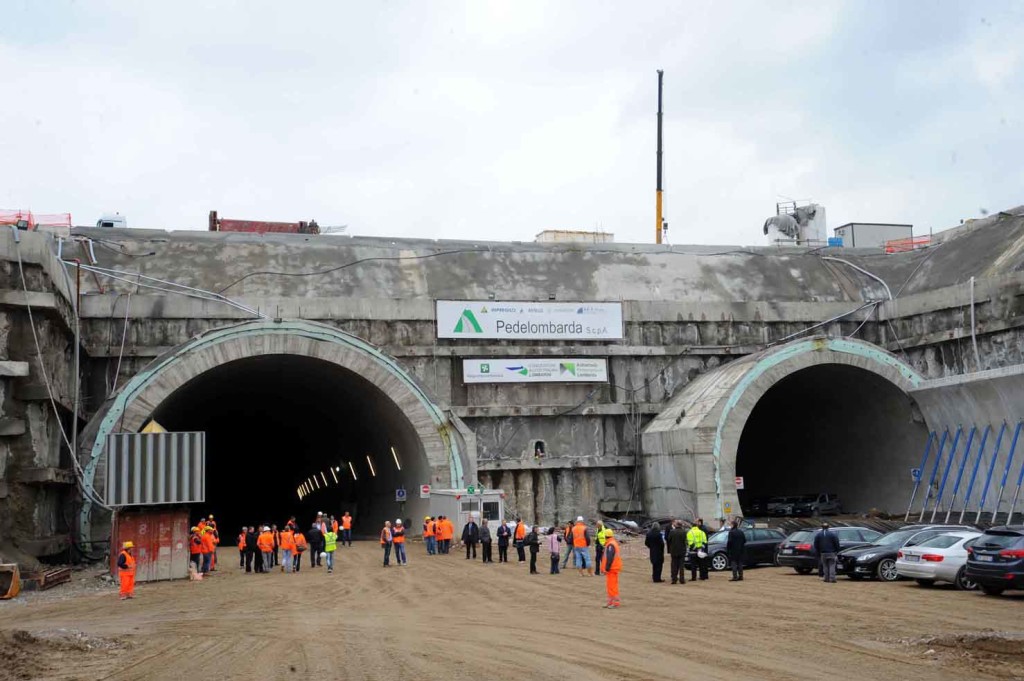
[571, 523, 588, 548]
[445, 519, 455, 540]
[342, 516, 352, 530]
[380, 527, 392, 545]
[515, 523, 526, 541]
[332, 520, 339, 534]
[279, 530, 296, 551]
[118, 550, 135, 574]
[190, 533, 203, 555]
[200, 531, 215, 554]
[294, 533, 308, 552]
[605, 537, 623, 572]
[236, 533, 245, 551]
[424, 521, 435, 537]
[257, 532, 274, 552]
[392, 527, 405, 544]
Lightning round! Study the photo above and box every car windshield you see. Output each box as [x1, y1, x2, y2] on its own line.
[873, 529, 919, 547]
[708, 530, 728, 543]
[974, 533, 1023, 550]
[788, 530, 815, 542]
[915, 534, 965, 549]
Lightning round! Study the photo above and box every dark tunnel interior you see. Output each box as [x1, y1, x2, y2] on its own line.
[150, 355, 427, 536]
[735, 364, 928, 515]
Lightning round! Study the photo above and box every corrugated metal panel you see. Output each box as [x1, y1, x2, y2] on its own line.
[111, 508, 190, 582]
[105, 432, 205, 506]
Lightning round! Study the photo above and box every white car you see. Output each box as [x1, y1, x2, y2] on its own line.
[896, 530, 981, 590]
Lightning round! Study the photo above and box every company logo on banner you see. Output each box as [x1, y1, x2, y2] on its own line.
[437, 301, 623, 340]
[463, 358, 609, 384]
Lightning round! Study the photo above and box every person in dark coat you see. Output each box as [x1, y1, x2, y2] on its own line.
[461, 516, 480, 559]
[525, 525, 541, 574]
[813, 522, 842, 583]
[244, 526, 259, 573]
[665, 520, 688, 584]
[726, 520, 747, 581]
[496, 518, 511, 563]
[644, 522, 666, 582]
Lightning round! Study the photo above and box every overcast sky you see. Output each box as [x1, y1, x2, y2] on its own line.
[1, 1, 1021, 245]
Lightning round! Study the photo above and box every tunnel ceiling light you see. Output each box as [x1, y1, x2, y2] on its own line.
[366, 454, 376, 477]
[321, 471, 328, 487]
[391, 446, 401, 471]
[330, 468, 339, 484]
[348, 461, 357, 481]
[314, 476, 321, 490]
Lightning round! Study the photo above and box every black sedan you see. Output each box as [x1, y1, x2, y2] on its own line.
[965, 525, 1024, 596]
[692, 527, 788, 571]
[777, 526, 882, 574]
[837, 525, 973, 581]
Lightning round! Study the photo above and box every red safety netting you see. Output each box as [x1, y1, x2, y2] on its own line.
[0, 209, 71, 229]
[884, 236, 931, 254]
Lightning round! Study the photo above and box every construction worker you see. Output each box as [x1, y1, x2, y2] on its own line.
[189, 526, 203, 573]
[293, 529, 307, 572]
[117, 541, 136, 600]
[435, 515, 447, 554]
[380, 521, 393, 567]
[236, 527, 246, 568]
[257, 526, 274, 571]
[308, 516, 324, 568]
[279, 524, 296, 573]
[200, 526, 215, 574]
[594, 520, 609, 576]
[571, 516, 593, 576]
[514, 518, 527, 562]
[562, 521, 574, 569]
[209, 519, 219, 571]
[324, 524, 338, 574]
[423, 516, 436, 555]
[686, 519, 709, 581]
[602, 529, 623, 608]
[392, 519, 407, 565]
[271, 524, 280, 567]
[331, 515, 339, 537]
[341, 512, 353, 547]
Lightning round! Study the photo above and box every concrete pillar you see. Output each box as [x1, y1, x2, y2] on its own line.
[579, 469, 603, 521]
[535, 469, 555, 527]
[515, 470, 535, 523]
[556, 468, 576, 526]
[498, 471, 518, 519]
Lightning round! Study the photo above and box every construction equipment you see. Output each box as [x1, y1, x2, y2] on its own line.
[0, 564, 21, 599]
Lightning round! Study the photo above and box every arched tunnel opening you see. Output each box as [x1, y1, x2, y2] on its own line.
[735, 364, 928, 516]
[149, 354, 429, 536]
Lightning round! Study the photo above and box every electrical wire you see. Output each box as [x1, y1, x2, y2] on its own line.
[11, 229, 109, 508]
[112, 291, 131, 394]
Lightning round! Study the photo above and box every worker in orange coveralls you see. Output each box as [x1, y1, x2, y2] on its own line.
[117, 541, 136, 600]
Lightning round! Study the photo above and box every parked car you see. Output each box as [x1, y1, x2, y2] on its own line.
[792, 493, 843, 517]
[744, 498, 770, 516]
[896, 530, 981, 590]
[768, 496, 799, 517]
[777, 526, 882, 574]
[837, 525, 974, 582]
[965, 525, 1024, 596]
[693, 527, 788, 571]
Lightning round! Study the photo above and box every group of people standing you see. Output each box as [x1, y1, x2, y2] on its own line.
[420, 515, 456, 556]
[235, 511, 354, 575]
[643, 517, 749, 584]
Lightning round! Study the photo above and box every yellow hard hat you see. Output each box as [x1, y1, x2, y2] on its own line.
[604, 529, 614, 537]
[191, 526, 198, 532]
[424, 516, 431, 521]
[123, 541, 134, 549]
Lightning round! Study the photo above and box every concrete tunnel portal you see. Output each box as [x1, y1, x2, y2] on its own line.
[79, 320, 468, 545]
[735, 363, 929, 515]
[150, 354, 428, 534]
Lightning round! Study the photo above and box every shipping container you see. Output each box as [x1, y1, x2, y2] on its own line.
[110, 507, 191, 582]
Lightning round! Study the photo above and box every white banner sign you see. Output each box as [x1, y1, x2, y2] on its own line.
[463, 358, 608, 383]
[437, 301, 623, 340]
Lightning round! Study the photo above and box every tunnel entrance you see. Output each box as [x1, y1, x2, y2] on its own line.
[735, 363, 927, 516]
[149, 354, 428, 535]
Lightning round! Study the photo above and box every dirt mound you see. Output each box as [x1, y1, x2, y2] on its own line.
[900, 632, 1024, 679]
[0, 629, 128, 681]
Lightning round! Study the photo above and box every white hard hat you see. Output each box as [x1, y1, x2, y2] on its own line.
[319, 551, 327, 559]
[395, 518, 403, 524]
[576, 516, 584, 522]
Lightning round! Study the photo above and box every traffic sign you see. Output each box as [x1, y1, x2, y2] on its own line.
[420, 484, 431, 499]
[723, 502, 733, 515]
[395, 487, 407, 502]
[467, 485, 475, 495]
[910, 468, 922, 482]
[734, 476, 745, 490]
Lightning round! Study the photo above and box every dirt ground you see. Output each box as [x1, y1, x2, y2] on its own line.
[0, 541, 1021, 681]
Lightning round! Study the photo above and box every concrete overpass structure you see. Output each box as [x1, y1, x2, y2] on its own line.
[1, 206, 1024, 562]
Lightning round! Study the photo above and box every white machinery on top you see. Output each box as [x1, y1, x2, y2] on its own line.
[763, 201, 827, 246]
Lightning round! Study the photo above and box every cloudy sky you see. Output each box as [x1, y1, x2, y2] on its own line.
[1, 1, 1021, 245]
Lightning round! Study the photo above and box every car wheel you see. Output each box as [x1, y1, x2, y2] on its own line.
[795, 567, 813, 575]
[915, 579, 935, 587]
[981, 585, 1005, 596]
[877, 559, 899, 582]
[954, 567, 977, 591]
[710, 553, 728, 571]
